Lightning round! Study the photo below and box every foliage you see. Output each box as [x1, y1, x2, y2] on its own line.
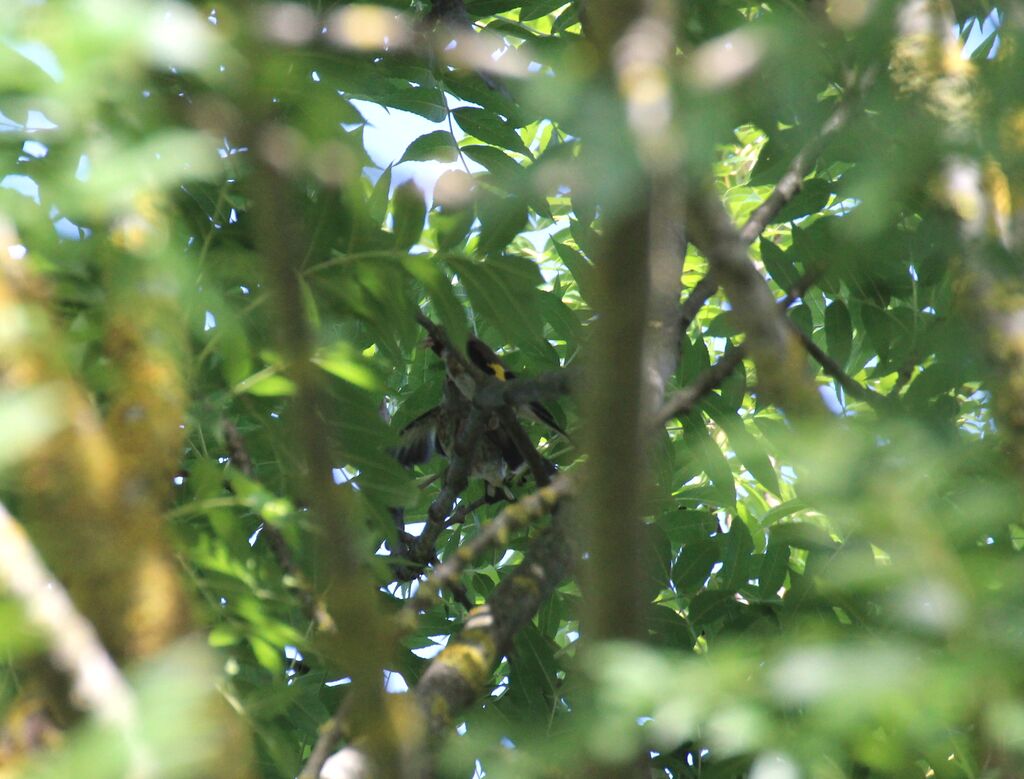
[0, 1, 1022, 778]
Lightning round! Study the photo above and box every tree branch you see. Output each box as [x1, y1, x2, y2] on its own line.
[687, 184, 824, 415]
[677, 68, 875, 336]
[0, 500, 149, 772]
[656, 271, 821, 426]
[792, 323, 891, 411]
[738, 68, 876, 245]
[408, 400, 489, 563]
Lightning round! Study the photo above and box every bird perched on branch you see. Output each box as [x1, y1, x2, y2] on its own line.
[393, 332, 566, 500]
[465, 336, 569, 439]
[393, 367, 523, 501]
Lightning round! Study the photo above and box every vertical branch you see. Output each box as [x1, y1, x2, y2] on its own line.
[581, 0, 677, 646]
[0, 241, 190, 664]
[248, 139, 401, 772]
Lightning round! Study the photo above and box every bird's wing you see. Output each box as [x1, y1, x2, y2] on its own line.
[393, 407, 440, 466]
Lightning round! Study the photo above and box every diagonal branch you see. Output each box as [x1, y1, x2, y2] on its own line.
[408, 401, 489, 563]
[678, 68, 876, 336]
[0, 500, 151, 774]
[738, 68, 876, 245]
[657, 271, 821, 426]
[687, 184, 824, 415]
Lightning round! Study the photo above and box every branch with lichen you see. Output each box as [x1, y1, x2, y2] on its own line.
[0, 500, 148, 770]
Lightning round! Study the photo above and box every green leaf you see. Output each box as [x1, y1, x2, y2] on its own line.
[758, 537, 790, 598]
[191, 458, 248, 551]
[399, 131, 459, 164]
[443, 71, 527, 126]
[704, 397, 781, 496]
[507, 624, 559, 717]
[769, 523, 838, 552]
[465, 0, 522, 16]
[641, 522, 674, 602]
[760, 499, 808, 527]
[825, 300, 853, 371]
[771, 178, 832, 224]
[313, 342, 384, 392]
[554, 241, 596, 303]
[672, 538, 719, 594]
[647, 603, 697, 649]
[860, 303, 893, 361]
[237, 371, 296, 397]
[905, 360, 964, 406]
[368, 165, 392, 227]
[402, 254, 468, 347]
[380, 87, 448, 122]
[760, 237, 801, 293]
[476, 192, 529, 254]
[392, 181, 426, 250]
[688, 590, 739, 631]
[788, 303, 813, 337]
[678, 336, 711, 387]
[452, 107, 531, 157]
[461, 144, 526, 184]
[683, 415, 736, 506]
[719, 520, 755, 592]
[447, 254, 547, 348]
[663, 510, 718, 547]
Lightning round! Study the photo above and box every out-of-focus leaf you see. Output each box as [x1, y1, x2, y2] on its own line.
[476, 192, 529, 254]
[825, 300, 853, 371]
[402, 254, 468, 347]
[759, 536, 791, 598]
[720, 519, 755, 592]
[770, 179, 831, 224]
[0, 385, 68, 470]
[554, 241, 596, 303]
[399, 131, 459, 164]
[313, 342, 385, 392]
[769, 523, 837, 552]
[787, 303, 813, 337]
[506, 624, 559, 717]
[392, 181, 427, 250]
[760, 237, 801, 293]
[519, 0, 567, 21]
[688, 590, 739, 632]
[235, 370, 296, 397]
[367, 165, 392, 227]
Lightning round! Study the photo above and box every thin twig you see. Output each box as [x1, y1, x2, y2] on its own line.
[738, 67, 877, 245]
[445, 496, 488, 527]
[223, 420, 336, 632]
[792, 324, 891, 410]
[298, 698, 352, 779]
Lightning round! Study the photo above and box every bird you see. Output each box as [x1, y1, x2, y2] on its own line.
[464, 335, 569, 439]
[393, 368, 523, 502]
[393, 331, 567, 501]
